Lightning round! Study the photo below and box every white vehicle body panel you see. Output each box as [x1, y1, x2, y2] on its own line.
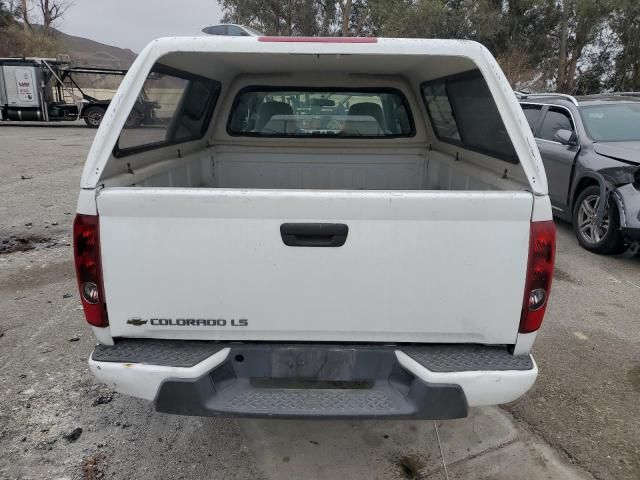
[89, 348, 231, 401]
[98, 188, 532, 343]
[394, 351, 538, 407]
[2, 65, 40, 107]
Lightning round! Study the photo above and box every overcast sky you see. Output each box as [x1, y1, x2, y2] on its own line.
[59, 0, 224, 53]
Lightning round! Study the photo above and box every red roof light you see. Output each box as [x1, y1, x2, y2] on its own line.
[258, 36, 377, 43]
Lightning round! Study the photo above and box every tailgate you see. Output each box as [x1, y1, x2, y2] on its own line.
[97, 188, 533, 344]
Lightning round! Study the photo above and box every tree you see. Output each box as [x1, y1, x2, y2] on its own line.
[369, 0, 618, 93]
[219, 0, 369, 36]
[554, 0, 613, 93]
[610, 0, 640, 91]
[0, 1, 25, 56]
[34, 0, 71, 36]
[215, 0, 636, 94]
[0, 1, 15, 26]
[0, 0, 69, 57]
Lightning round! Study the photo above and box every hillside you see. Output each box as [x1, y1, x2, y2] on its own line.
[55, 28, 137, 68]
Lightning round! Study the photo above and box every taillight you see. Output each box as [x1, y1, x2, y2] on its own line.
[73, 214, 108, 327]
[519, 220, 556, 333]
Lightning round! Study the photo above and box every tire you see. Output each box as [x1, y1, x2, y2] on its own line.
[83, 106, 105, 128]
[572, 185, 626, 254]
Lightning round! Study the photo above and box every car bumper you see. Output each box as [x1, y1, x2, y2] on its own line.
[89, 341, 537, 419]
[614, 184, 640, 240]
[622, 227, 640, 241]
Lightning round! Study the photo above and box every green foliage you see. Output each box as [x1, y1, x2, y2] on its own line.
[219, 0, 339, 36]
[0, 0, 17, 26]
[215, 0, 639, 94]
[610, 0, 640, 90]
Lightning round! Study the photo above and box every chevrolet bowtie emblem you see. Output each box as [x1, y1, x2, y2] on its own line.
[127, 318, 148, 326]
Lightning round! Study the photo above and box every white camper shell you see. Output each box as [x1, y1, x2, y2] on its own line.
[76, 36, 555, 419]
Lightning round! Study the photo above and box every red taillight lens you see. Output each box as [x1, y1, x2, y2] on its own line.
[258, 36, 377, 43]
[73, 214, 108, 327]
[519, 220, 556, 333]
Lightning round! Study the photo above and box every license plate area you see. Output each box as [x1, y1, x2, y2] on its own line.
[269, 347, 357, 381]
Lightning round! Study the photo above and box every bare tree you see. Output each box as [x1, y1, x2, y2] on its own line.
[21, 0, 30, 30]
[7, 0, 69, 56]
[20, 0, 33, 55]
[34, 0, 71, 35]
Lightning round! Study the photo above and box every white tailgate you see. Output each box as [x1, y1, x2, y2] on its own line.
[98, 189, 533, 344]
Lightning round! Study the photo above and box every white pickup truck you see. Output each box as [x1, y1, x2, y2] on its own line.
[75, 36, 555, 419]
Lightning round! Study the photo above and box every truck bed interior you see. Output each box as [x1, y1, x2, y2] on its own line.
[106, 147, 525, 192]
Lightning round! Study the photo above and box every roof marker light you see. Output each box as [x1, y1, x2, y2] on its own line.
[258, 36, 377, 43]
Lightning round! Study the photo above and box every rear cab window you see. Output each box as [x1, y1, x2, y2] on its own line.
[421, 70, 518, 163]
[227, 88, 414, 138]
[115, 64, 221, 157]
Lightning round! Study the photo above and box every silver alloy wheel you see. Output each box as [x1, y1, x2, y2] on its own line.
[577, 194, 610, 245]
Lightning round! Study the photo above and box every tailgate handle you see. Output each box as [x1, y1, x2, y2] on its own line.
[280, 223, 348, 247]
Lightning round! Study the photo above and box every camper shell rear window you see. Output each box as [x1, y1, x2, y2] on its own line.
[421, 70, 518, 163]
[227, 87, 415, 138]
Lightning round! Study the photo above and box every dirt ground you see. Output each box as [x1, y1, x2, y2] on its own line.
[0, 124, 638, 480]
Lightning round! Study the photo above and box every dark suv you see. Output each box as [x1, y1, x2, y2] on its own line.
[517, 93, 640, 254]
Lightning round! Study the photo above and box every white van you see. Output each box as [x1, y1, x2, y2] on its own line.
[75, 36, 555, 418]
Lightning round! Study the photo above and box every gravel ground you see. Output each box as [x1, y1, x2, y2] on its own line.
[0, 124, 637, 480]
[0, 124, 263, 480]
[504, 221, 640, 480]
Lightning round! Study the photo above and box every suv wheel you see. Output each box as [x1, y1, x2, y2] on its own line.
[573, 185, 625, 254]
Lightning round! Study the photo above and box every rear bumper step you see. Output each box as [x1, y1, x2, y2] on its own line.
[92, 339, 224, 367]
[89, 341, 537, 418]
